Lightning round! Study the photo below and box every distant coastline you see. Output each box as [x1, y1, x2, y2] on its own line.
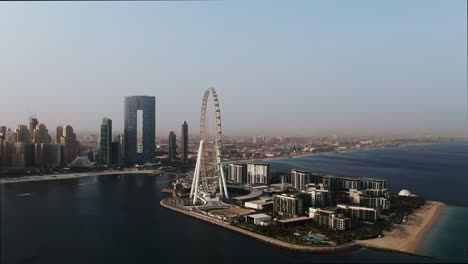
[0, 169, 161, 184]
[229, 141, 437, 164]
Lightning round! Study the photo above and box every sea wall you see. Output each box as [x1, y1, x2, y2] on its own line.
[160, 199, 361, 253]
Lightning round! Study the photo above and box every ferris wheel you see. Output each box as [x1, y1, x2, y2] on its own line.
[190, 88, 229, 205]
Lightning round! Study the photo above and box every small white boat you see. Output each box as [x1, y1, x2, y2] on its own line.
[17, 193, 32, 197]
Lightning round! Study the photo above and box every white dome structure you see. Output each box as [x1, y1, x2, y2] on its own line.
[399, 189, 412, 196]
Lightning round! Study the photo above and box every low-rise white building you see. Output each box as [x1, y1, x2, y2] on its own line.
[245, 213, 272, 225]
[244, 198, 273, 210]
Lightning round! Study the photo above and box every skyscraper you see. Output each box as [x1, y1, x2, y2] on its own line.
[56, 126, 63, 144]
[15, 125, 31, 143]
[29, 116, 38, 140]
[60, 125, 80, 165]
[181, 121, 188, 165]
[111, 142, 122, 165]
[99, 118, 112, 165]
[33, 124, 51, 144]
[168, 131, 176, 162]
[124, 96, 155, 163]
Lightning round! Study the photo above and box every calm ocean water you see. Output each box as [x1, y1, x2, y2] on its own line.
[1, 141, 467, 263]
[268, 141, 468, 206]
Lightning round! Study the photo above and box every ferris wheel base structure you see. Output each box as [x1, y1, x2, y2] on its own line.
[189, 88, 229, 205]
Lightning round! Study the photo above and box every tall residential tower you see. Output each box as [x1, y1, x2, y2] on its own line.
[168, 131, 176, 162]
[99, 118, 112, 165]
[124, 96, 155, 163]
[181, 121, 188, 165]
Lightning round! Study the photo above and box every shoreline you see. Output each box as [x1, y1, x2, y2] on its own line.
[160, 198, 432, 257]
[0, 169, 162, 184]
[358, 201, 444, 255]
[161, 198, 438, 257]
[230, 141, 437, 163]
[159, 198, 361, 253]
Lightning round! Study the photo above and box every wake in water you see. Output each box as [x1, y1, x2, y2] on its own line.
[16, 193, 32, 197]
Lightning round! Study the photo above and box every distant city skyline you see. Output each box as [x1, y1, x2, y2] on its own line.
[0, 1, 467, 137]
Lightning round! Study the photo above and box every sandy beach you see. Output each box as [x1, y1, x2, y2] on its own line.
[358, 201, 444, 254]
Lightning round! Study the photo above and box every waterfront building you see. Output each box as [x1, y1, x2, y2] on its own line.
[308, 187, 331, 208]
[359, 178, 387, 190]
[247, 163, 270, 184]
[337, 204, 378, 221]
[32, 124, 51, 144]
[99, 118, 112, 165]
[181, 121, 188, 165]
[56, 126, 63, 144]
[276, 216, 312, 228]
[323, 176, 360, 190]
[333, 215, 352, 231]
[7, 142, 34, 168]
[124, 96, 156, 163]
[273, 194, 304, 217]
[363, 188, 389, 198]
[29, 116, 38, 139]
[34, 143, 61, 168]
[227, 163, 247, 183]
[244, 199, 273, 210]
[245, 213, 271, 225]
[111, 142, 122, 165]
[168, 131, 176, 162]
[60, 125, 80, 166]
[14, 125, 31, 143]
[359, 196, 390, 211]
[291, 169, 311, 190]
[309, 208, 351, 231]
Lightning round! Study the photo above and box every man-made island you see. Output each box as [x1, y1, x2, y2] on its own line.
[161, 165, 443, 257]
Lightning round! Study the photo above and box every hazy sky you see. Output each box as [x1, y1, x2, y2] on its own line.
[0, 0, 467, 137]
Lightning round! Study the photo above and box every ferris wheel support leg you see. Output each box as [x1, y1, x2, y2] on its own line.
[192, 140, 204, 205]
[189, 157, 199, 199]
[220, 162, 229, 199]
[218, 176, 223, 197]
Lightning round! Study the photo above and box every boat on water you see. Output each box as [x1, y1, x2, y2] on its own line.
[16, 193, 32, 197]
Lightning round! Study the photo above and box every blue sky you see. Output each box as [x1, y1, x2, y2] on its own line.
[0, 0, 466, 137]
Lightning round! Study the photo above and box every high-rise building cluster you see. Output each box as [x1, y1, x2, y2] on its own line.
[1, 95, 189, 169]
[0, 116, 80, 168]
[95, 96, 188, 166]
[268, 170, 389, 230]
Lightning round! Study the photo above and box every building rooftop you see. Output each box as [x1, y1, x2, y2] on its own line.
[277, 216, 311, 223]
[337, 204, 377, 211]
[247, 213, 271, 219]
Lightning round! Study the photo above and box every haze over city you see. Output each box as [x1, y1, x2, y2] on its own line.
[0, 0, 467, 137]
